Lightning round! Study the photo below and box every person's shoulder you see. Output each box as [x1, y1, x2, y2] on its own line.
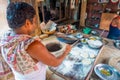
[117, 16, 120, 20]
[113, 15, 120, 20]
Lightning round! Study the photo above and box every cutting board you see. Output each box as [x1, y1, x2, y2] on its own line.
[86, 45, 120, 80]
[99, 13, 117, 31]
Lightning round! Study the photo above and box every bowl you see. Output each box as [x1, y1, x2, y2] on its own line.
[91, 30, 99, 35]
[114, 40, 120, 49]
[46, 42, 66, 57]
[89, 36, 102, 41]
[80, 38, 88, 44]
[87, 40, 103, 49]
[74, 33, 83, 39]
[94, 64, 117, 80]
[42, 29, 56, 35]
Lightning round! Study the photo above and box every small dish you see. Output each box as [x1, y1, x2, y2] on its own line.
[75, 33, 83, 39]
[89, 36, 102, 41]
[114, 40, 120, 49]
[82, 59, 92, 65]
[94, 64, 117, 80]
[87, 40, 103, 49]
[80, 38, 88, 44]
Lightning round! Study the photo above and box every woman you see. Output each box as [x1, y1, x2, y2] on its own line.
[107, 15, 120, 40]
[0, 2, 71, 80]
[0, 49, 14, 80]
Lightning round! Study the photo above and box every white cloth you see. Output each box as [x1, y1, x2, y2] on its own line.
[13, 62, 46, 80]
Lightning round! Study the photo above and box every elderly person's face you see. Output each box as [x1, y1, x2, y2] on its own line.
[26, 16, 37, 35]
[111, 17, 120, 29]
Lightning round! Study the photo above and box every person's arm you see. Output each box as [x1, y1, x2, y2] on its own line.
[117, 17, 120, 29]
[26, 40, 71, 67]
[111, 16, 120, 29]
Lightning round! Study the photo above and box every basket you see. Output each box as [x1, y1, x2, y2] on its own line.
[41, 26, 56, 35]
[42, 29, 56, 35]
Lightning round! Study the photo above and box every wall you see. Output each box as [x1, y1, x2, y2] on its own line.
[0, 0, 10, 35]
[86, 0, 119, 28]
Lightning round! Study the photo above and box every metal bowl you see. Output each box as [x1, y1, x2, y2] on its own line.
[74, 33, 83, 39]
[94, 64, 118, 80]
[89, 36, 102, 41]
[80, 38, 88, 44]
[114, 40, 120, 49]
[87, 40, 103, 49]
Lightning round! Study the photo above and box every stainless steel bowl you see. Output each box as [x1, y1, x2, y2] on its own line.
[114, 40, 120, 49]
[87, 40, 103, 49]
[94, 64, 118, 80]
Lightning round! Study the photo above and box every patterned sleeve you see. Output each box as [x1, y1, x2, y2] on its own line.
[21, 36, 41, 51]
[0, 45, 13, 77]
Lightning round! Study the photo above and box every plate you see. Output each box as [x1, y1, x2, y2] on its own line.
[94, 64, 118, 80]
[57, 35, 77, 44]
[87, 40, 103, 49]
[111, 0, 118, 3]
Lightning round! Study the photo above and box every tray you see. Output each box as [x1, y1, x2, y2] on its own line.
[50, 43, 100, 80]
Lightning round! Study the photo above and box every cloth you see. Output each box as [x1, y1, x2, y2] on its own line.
[0, 30, 46, 80]
[0, 54, 15, 80]
[0, 35, 15, 80]
[107, 24, 120, 40]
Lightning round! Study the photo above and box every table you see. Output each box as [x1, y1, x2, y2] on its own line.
[49, 42, 101, 80]
[43, 35, 119, 80]
[86, 45, 120, 80]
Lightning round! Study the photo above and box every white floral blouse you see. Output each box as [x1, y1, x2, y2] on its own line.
[0, 30, 46, 80]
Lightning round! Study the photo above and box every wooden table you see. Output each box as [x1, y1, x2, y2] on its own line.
[42, 35, 120, 80]
[86, 45, 120, 80]
[47, 38, 101, 80]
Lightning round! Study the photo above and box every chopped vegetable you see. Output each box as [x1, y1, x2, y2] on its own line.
[100, 69, 111, 76]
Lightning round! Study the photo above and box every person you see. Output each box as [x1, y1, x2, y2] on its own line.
[107, 15, 120, 40]
[0, 47, 15, 80]
[0, 2, 71, 80]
